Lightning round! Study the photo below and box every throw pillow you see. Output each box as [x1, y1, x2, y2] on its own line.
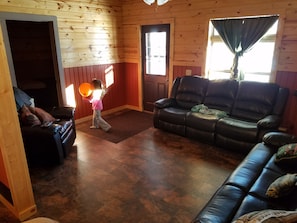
[29, 107, 56, 123]
[266, 173, 297, 198]
[233, 209, 297, 223]
[20, 106, 41, 127]
[275, 143, 297, 164]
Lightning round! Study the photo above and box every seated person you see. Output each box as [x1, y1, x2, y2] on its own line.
[13, 87, 56, 127]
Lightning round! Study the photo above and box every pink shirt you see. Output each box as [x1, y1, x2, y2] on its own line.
[91, 99, 103, 110]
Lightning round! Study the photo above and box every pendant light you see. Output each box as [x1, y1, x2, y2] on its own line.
[143, 0, 169, 6]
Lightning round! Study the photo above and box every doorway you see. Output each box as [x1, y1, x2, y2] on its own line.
[6, 20, 59, 109]
[0, 12, 66, 110]
[141, 24, 170, 112]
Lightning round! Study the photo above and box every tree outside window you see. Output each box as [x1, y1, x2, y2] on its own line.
[206, 17, 278, 83]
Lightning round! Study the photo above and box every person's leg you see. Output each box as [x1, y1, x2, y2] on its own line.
[90, 109, 100, 129]
[97, 110, 111, 132]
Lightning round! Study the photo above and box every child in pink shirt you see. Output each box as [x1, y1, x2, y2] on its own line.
[89, 79, 111, 132]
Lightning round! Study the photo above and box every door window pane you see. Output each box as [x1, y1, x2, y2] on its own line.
[145, 32, 166, 75]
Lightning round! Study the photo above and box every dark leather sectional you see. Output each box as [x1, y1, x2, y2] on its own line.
[153, 75, 289, 153]
[192, 132, 297, 223]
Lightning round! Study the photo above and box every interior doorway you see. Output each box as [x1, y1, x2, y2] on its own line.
[141, 24, 170, 112]
[0, 12, 66, 110]
[6, 20, 59, 109]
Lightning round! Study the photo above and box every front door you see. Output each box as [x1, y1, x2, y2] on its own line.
[141, 24, 170, 112]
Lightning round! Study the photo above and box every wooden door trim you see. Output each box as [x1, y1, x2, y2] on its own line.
[138, 18, 174, 110]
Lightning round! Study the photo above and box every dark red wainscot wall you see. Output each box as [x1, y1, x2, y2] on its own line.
[64, 62, 139, 119]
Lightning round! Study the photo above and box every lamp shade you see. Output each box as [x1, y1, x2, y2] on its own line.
[143, 0, 155, 5]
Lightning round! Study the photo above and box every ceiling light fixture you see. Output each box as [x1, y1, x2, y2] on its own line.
[143, 0, 169, 6]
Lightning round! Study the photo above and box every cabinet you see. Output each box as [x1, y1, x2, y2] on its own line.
[0, 23, 36, 220]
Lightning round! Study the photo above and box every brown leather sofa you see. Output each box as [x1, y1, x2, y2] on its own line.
[153, 76, 289, 153]
[192, 132, 297, 223]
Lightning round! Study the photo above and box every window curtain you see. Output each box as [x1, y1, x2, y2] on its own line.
[211, 15, 278, 79]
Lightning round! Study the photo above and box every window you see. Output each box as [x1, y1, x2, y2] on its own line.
[206, 18, 278, 82]
[145, 32, 167, 75]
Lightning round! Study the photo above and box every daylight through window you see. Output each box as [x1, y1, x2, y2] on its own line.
[206, 17, 278, 82]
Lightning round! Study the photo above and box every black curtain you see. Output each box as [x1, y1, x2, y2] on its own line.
[212, 15, 278, 79]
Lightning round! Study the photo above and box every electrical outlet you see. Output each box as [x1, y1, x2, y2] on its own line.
[185, 69, 192, 76]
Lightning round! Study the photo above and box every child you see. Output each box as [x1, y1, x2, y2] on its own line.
[89, 79, 111, 132]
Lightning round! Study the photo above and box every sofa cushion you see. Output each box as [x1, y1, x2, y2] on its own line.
[225, 143, 274, 191]
[216, 117, 258, 142]
[233, 209, 297, 223]
[275, 143, 297, 165]
[249, 167, 286, 199]
[231, 81, 279, 121]
[158, 107, 188, 125]
[203, 79, 238, 113]
[266, 173, 297, 198]
[186, 112, 219, 132]
[175, 76, 209, 109]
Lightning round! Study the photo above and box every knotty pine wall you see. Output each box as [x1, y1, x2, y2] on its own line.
[1, 0, 297, 134]
[122, 0, 297, 135]
[0, 0, 127, 120]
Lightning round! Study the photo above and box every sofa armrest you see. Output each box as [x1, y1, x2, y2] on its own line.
[154, 98, 176, 109]
[257, 115, 280, 129]
[263, 132, 297, 148]
[50, 106, 75, 119]
[21, 124, 62, 136]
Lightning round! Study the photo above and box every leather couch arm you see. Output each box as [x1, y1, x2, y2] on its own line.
[263, 132, 297, 148]
[257, 115, 280, 129]
[50, 106, 75, 119]
[154, 98, 176, 109]
[21, 123, 62, 136]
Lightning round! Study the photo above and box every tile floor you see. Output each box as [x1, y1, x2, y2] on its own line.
[0, 127, 245, 223]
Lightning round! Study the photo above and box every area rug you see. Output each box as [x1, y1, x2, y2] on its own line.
[76, 110, 153, 143]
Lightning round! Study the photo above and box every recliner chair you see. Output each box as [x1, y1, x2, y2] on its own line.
[13, 87, 76, 166]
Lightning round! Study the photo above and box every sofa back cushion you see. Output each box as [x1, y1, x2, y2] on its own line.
[231, 81, 279, 121]
[175, 76, 209, 109]
[203, 79, 238, 114]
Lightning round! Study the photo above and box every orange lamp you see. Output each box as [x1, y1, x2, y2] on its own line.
[78, 83, 93, 97]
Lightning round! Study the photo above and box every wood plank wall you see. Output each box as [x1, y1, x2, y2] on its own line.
[1, 0, 297, 134]
[0, 147, 9, 188]
[121, 0, 297, 135]
[64, 63, 129, 119]
[0, 0, 126, 120]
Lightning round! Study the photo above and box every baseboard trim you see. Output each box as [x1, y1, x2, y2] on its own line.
[75, 105, 142, 124]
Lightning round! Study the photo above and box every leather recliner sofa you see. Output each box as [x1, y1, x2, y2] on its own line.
[21, 106, 76, 166]
[153, 75, 289, 153]
[13, 87, 76, 166]
[192, 132, 297, 223]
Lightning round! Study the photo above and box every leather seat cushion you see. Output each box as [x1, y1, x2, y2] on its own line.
[158, 107, 188, 125]
[186, 112, 219, 131]
[232, 194, 283, 221]
[216, 117, 258, 142]
[225, 143, 274, 190]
